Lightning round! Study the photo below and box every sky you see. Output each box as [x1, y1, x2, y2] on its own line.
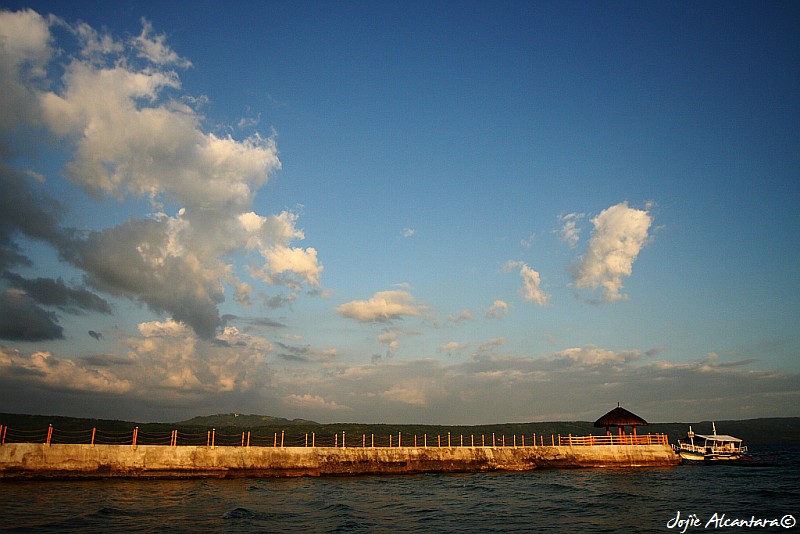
[0, 1, 798, 425]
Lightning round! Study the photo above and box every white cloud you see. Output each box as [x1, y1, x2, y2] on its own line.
[0, 346, 132, 394]
[0, 9, 52, 154]
[550, 345, 643, 367]
[126, 319, 271, 394]
[447, 310, 474, 323]
[133, 18, 192, 68]
[572, 202, 652, 302]
[284, 393, 349, 411]
[485, 300, 509, 319]
[380, 383, 429, 406]
[0, 11, 322, 339]
[400, 227, 415, 238]
[520, 232, 535, 248]
[439, 341, 468, 354]
[504, 261, 550, 306]
[557, 212, 584, 248]
[337, 290, 427, 323]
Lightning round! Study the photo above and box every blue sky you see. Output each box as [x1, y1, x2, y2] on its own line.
[1, 1, 798, 424]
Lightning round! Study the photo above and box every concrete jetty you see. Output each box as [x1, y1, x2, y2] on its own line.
[0, 443, 680, 479]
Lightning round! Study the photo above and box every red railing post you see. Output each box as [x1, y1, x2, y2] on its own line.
[91, 427, 96, 446]
[46, 424, 53, 446]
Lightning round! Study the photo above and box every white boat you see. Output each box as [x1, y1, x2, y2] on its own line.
[675, 423, 747, 463]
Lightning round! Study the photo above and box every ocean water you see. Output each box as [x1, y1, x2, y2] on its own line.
[0, 446, 797, 533]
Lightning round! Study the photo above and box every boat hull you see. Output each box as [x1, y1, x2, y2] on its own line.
[678, 449, 745, 463]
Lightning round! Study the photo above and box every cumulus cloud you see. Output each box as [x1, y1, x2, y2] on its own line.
[446, 310, 474, 323]
[572, 202, 652, 302]
[2, 272, 111, 315]
[0, 165, 68, 271]
[284, 393, 349, 411]
[520, 232, 535, 249]
[336, 290, 427, 323]
[485, 300, 509, 319]
[0, 10, 323, 339]
[504, 261, 550, 306]
[0, 9, 52, 156]
[438, 341, 468, 355]
[378, 330, 400, 356]
[549, 345, 643, 367]
[0, 346, 132, 393]
[0, 289, 63, 341]
[124, 319, 272, 394]
[133, 18, 192, 67]
[557, 212, 584, 248]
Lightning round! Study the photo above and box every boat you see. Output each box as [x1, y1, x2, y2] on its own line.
[674, 423, 748, 463]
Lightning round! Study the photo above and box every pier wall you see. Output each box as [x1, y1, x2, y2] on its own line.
[0, 443, 680, 479]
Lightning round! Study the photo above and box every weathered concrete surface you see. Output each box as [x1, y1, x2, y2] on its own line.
[0, 443, 680, 479]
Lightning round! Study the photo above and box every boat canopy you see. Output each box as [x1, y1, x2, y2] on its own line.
[693, 434, 742, 442]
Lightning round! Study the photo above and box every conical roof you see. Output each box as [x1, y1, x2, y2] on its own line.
[593, 405, 648, 427]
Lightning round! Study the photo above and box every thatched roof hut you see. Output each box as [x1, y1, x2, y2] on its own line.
[594, 404, 648, 435]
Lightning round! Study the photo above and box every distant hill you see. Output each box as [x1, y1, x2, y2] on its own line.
[2, 413, 798, 445]
[178, 413, 317, 428]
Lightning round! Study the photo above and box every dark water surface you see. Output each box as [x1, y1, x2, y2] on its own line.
[1, 447, 797, 533]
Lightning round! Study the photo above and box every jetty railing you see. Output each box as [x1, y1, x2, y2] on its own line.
[557, 433, 669, 446]
[0, 423, 670, 449]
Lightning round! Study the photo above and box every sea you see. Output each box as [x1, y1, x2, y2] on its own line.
[0, 446, 797, 533]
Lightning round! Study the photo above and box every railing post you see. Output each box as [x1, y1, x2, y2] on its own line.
[448, 432, 451, 447]
[398, 432, 401, 448]
[389, 434, 392, 447]
[281, 431, 285, 448]
[46, 424, 53, 446]
[335, 433, 338, 447]
[313, 432, 316, 447]
[132, 427, 138, 448]
[492, 433, 496, 447]
[242, 432, 245, 447]
[414, 435, 418, 447]
[247, 431, 251, 447]
[471, 435, 474, 447]
[424, 434, 427, 448]
[211, 428, 215, 449]
[306, 433, 309, 447]
[362, 434, 366, 447]
[437, 435, 441, 447]
[274, 433, 277, 447]
[341, 431, 344, 448]
[371, 434, 374, 448]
